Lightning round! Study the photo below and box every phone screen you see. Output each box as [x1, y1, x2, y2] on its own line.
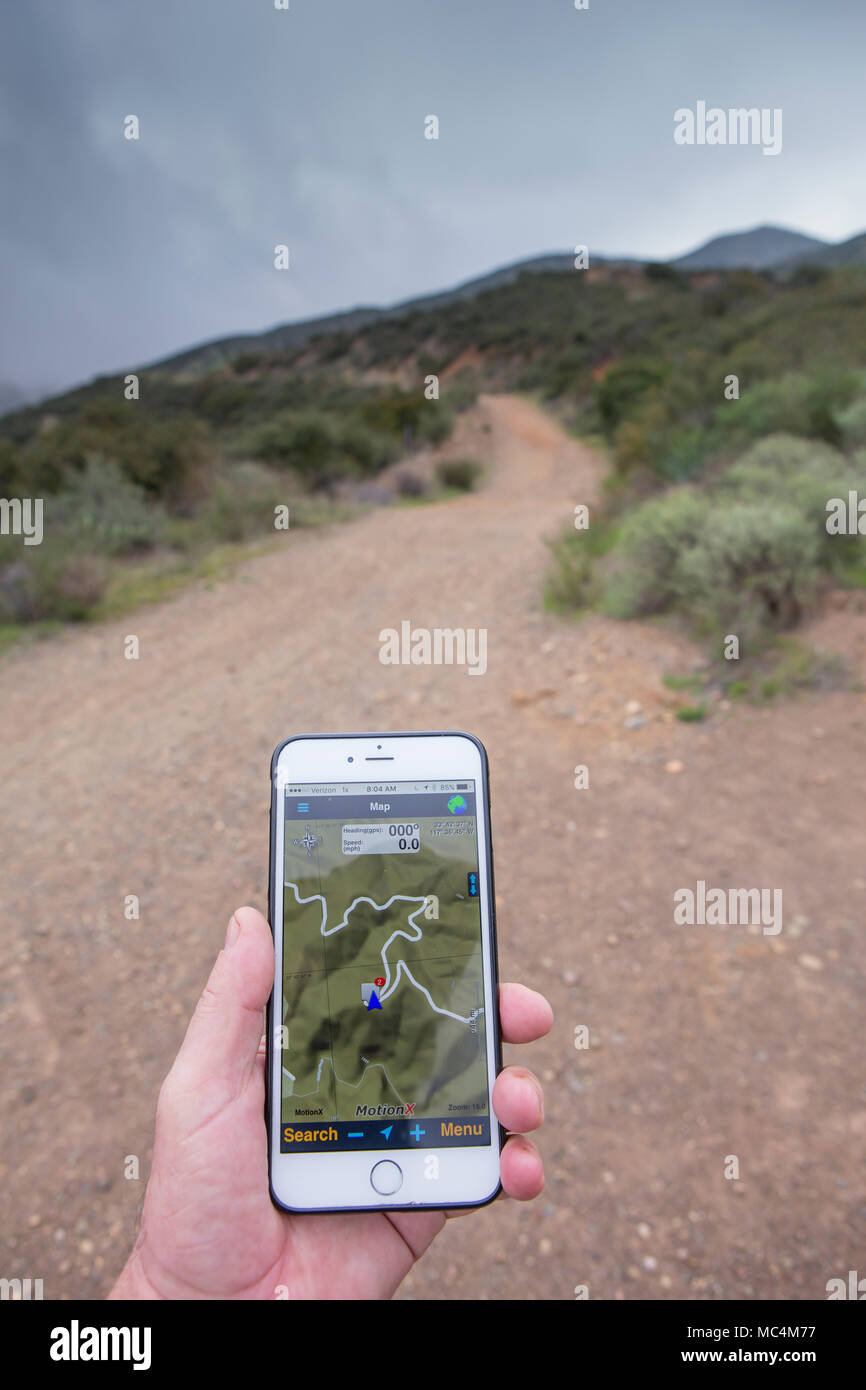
[278, 778, 491, 1154]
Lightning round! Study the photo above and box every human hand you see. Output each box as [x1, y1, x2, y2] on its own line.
[110, 906, 553, 1300]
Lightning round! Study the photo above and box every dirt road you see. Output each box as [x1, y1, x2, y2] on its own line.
[1, 395, 864, 1299]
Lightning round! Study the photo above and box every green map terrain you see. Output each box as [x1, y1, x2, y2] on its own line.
[280, 816, 488, 1122]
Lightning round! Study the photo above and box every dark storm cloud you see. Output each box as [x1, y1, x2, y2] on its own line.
[1, 0, 864, 395]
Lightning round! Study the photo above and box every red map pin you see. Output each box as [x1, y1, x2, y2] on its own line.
[374, 976, 385, 988]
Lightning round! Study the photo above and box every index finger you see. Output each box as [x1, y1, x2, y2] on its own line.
[499, 982, 553, 1044]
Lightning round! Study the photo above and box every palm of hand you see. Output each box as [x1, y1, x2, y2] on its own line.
[111, 908, 550, 1301]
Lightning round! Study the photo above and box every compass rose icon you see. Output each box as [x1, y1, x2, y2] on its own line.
[292, 824, 323, 858]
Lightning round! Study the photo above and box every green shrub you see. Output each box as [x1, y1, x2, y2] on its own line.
[14, 423, 88, 495]
[232, 352, 264, 374]
[598, 483, 823, 645]
[191, 379, 250, 427]
[716, 433, 866, 575]
[0, 536, 107, 623]
[676, 702, 707, 722]
[204, 462, 290, 542]
[416, 401, 454, 446]
[835, 396, 866, 451]
[360, 391, 425, 437]
[597, 359, 668, 436]
[602, 489, 709, 617]
[545, 537, 598, 611]
[645, 262, 685, 287]
[655, 424, 713, 482]
[662, 672, 703, 692]
[336, 420, 396, 474]
[394, 469, 429, 499]
[612, 399, 671, 477]
[52, 457, 164, 555]
[0, 440, 23, 494]
[253, 410, 394, 486]
[715, 370, 862, 450]
[130, 417, 214, 512]
[254, 410, 338, 476]
[676, 503, 820, 642]
[720, 433, 844, 482]
[436, 458, 482, 491]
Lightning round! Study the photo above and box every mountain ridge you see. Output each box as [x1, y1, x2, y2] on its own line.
[147, 223, 864, 379]
[4, 223, 865, 414]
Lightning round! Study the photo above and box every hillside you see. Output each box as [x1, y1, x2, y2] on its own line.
[671, 224, 829, 270]
[150, 253, 582, 376]
[1, 225, 862, 404]
[779, 229, 866, 271]
[116, 225, 864, 379]
[2, 252, 866, 650]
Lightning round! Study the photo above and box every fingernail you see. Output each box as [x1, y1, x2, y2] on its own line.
[534, 1079, 545, 1122]
[225, 914, 242, 950]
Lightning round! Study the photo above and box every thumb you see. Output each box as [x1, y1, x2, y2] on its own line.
[167, 906, 275, 1106]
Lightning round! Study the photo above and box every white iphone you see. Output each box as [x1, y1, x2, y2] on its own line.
[266, 731, 503, 1212]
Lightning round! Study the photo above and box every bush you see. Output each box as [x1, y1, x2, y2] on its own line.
[13, 422, 88, 495]
[191, 379, 250, 427]
[0, 536, 107, 623]
[676, 702, 707, 722]
[602, 489, 709, 617]
[589, 432, 864, 649]
[676, 503, 820, 642]
[254, 410, 338, 479]
[612, 399, 670, 477]
[436, 459, 482, 492]
[416, 400, 454, 447]
[0, 440, 23, 494]
[720, 433, 845, 482]
[52, 457, 164, 555]
[545, 537, 598, 611]
[360, 391, 425, 437]
[597, 359, 668, 436]
[126, 417, 214, 512]
[601, 490, 820, 644]
[336, 420, 397, 475]
[204, 462, 290, 542]
[394, 469, 428, 499]
[715, 370, 862, 450]
[716, 433, 865, 574]
[835, 396, 866, 451]
[232, 352, 264, 374]
[253, 410, 395, 487]
[645, 262, 685, 287]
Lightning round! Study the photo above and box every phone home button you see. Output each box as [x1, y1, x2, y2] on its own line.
[370, 1160, 403, 1196]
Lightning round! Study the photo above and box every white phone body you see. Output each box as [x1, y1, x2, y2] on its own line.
[267, 732, 502, 1213]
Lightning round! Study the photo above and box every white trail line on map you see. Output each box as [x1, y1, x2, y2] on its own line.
[284, 1058, 408, 1106]
[285, 881, 482, 1026]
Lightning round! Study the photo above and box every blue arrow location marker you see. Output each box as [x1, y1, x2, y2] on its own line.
[380, 1126, 393, 1141]
[367, 990, 382, 1010]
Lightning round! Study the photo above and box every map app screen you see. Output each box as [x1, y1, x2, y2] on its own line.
[279, 779, 491, 1153]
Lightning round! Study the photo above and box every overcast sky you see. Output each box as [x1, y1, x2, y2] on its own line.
[2, 0, 865, 397]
